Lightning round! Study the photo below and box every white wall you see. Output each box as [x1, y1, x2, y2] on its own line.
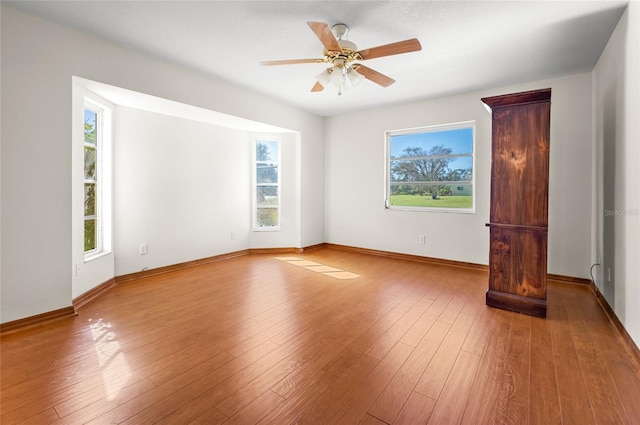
[593, 2, 640, 346]
[325, 73, 593, 279]
[0, 5, 324, 323]
[114, 108, 302, 275]
[115, 107, 251, 276]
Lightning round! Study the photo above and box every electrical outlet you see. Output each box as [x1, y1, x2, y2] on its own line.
[231, 231, 237, 240]
[75, 264, 81, 277]
[140, 243, 148, 255]
[607, 266, 611, 282]
[419, 235, 426, 244]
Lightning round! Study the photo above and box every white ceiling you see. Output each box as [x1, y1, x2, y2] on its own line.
[8, 1, 628, 117]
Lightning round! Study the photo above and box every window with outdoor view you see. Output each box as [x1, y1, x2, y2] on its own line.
[83, 98, 111, 257]
[84, 106, 99, 253]
[254, 140, 281, 230]
[386, 122, 475, 212]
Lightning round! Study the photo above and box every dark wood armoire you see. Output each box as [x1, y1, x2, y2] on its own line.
[481, 88, 551, 318]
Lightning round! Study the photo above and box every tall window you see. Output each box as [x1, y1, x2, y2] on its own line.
[83, 99, 111, 256]
[386, 121, 475, 212]
[254, 140, 281, 230]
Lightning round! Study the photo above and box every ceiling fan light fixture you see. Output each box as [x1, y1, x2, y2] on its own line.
[329, 66, 347, 87]
[316, 64, 363, 95]
[347, 67, 364, 87]
[315, 68, 333, 86]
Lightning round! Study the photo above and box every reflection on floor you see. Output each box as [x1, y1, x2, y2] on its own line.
[275, 257, 360, 280]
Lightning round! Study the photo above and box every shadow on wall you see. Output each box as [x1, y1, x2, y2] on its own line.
[602, 80, 620, 317]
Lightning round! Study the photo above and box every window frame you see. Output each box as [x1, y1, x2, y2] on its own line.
[385, 121, 476, 214]
[83, 98, 111, 260]
[253, 138, 281, 231]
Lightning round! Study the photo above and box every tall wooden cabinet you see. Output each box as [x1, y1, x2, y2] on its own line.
[481, 88, 551, 318]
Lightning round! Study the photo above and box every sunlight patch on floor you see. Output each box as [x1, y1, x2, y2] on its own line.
[274, 257, 360, 279]
[89, 318, 132, 401]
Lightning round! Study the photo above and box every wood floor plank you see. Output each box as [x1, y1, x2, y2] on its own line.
[48, 379, 157, 425]
[358, 413, 389, 425]
[0, 368, 30, 389]
[547, 287, 597, 425]
[320, 284, 423, 377]
[88, 340, 281, 424]
[148, 302, 368, 423]
[54, 377, 157, 420]
[184, 408, 228, 425]
[215, 390, 284, 425]
[265, 287, 416, 406]
[459, 309, 512, 425]
[399, 288, 452, 347]
[437, 293, 467, 325]
[272, 354, 380, 425]
[12, 407, 59, 425]
[427, 350, 482, 425]
[392, 391, 436, 425]
[268, 325, 369, 400]
[324, 342, 415, 425]
[575, 288, 640, 422]
[460, 306, 496, 356]
[215, 358, 305, 418]
[529, 316, 562, 425]
[2, 249, 639, 425]
[564, 290, 629, 425]
[413, 313, 475, 399]
[494, 311, 531, 425]
[365, 297, 433, 359]
[367, 320, 450, 424]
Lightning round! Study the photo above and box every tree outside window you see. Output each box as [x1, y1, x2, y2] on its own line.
[387, 124, 475, 211]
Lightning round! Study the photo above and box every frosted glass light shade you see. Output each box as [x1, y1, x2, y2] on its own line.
[315, 65, 364, 94]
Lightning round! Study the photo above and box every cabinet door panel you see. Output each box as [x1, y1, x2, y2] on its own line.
[488, 226, 547, 300]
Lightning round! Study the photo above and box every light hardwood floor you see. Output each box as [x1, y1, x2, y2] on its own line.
[2, 248, 640, 424]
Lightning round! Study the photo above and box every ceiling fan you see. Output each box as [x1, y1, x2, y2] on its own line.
[260, 22, 422, 95]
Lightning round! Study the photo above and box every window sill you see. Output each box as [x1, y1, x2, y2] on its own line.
[252, 227, 281, 232]
[84, 250, 111, 263]
[386, 206, 476, 214]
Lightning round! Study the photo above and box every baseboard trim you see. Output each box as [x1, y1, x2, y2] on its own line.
[300, 243, 326, 252]
[114, 246, 324, 284]
[115, 249, 251, 284]
[589, 282, 640, 374]
[0, 306, 77, 335]
[73, 278, 117, 310]
[323, 244, 596, 287]
[324, 243, 489, 272]
[115, 244, 324, 284]
[249, 247, 303, 254]
[548, 273, 591, 285]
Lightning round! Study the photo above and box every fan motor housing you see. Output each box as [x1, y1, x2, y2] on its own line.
[331, 23, 349, 39]
[338, 40, 357, 52]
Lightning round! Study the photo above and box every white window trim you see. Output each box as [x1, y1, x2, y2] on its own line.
[385, 120, 476, 214]
[253, 138, 281, 231]
[83, 97, 113, 261]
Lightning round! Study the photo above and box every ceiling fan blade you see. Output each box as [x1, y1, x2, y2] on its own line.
[353, 64, 395, 87]
[260, 58, 323, 66]
[307, 21, 343, 52]
[357, 38, 422, 60]
[311, 81, 325, 92]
